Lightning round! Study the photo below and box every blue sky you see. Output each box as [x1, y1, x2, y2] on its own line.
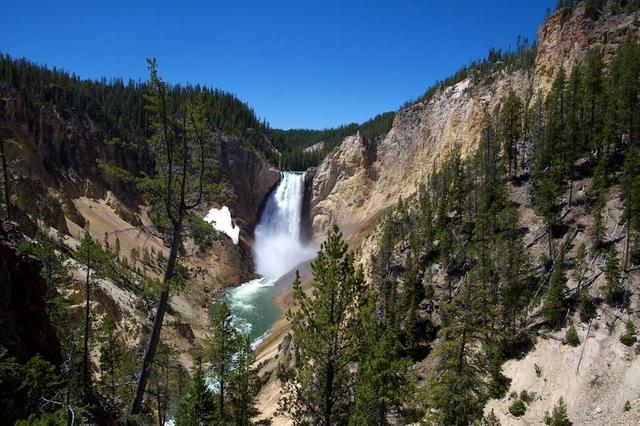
[2, 0, 556, 129]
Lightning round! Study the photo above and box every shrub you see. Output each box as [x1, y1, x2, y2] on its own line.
[482, 409, 502, 425]
[578, 289, 596, 322]
[520, 389, 536, 404]
[534, 363, 543, 377]
[544, 397, 572, 425]
[624, 401, 631, 412]
[620, 321, 637, 347]
[565, 325, 580, 347]
[509, 399, 527, 417]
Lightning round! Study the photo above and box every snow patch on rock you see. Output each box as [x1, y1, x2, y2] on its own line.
[204, 206, 240, 244]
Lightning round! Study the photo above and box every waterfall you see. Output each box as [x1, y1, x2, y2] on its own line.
[212, 171, 315, 347]
[253, 171, 314, 279]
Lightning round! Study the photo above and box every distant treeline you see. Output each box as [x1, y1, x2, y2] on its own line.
[269, 112, 396, 170]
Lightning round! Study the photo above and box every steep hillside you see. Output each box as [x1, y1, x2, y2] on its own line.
[253, 4, 640, 425]
[309, 2, 640, 244]
[0, 61, 281, 375]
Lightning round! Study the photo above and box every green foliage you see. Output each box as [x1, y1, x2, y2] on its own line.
[271, 112, 395, 170]
[500, 90, 524, 177]
[0, 347, 60, 422]
[578, 288, 596, 323]
[14, 409, 67, 426]
[351, 296, 417, 425]
[543, 248, 568, 326]
[18, 233, 71, 331]
[565, 325, 580, 346]
[604, 246, 625, 305]
[544, 397, 572, 426]
[482, 409, 502, 425]
[98, 313, 134, 402]
[620, 321, 637, 346]
[508, 398, 527, 417]
[175, 362, 218, 426]
[208, 302, 238, 420]
[280, 226, 366, 425]
[229, 334, 259, 426]
[0, 53, 277, 164]
[426, 282, 490, 426]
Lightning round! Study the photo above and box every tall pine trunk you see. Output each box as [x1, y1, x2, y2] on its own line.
[128, 213, 183, 420]
[83, 258, 91, 390]
[323, 361, 334, 426]
[0, 140, 11, 220]
[219, 332, 225, 419]
[624, 219, 631, 271]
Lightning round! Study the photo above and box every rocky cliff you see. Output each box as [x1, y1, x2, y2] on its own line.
[0, 81, 281, 372]
[0, 222, 61, 366]
[309, 3, 640, 244]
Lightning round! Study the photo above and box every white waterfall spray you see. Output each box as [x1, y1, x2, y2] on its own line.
[253, 171, 315, 279]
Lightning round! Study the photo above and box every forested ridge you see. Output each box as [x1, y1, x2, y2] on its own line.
[0, 54, 278, 164]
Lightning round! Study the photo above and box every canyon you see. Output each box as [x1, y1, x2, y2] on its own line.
[2, 1, 640, 424]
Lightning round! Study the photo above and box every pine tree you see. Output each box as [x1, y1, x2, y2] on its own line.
[543, 247, 567, 327]
[427, 281, 490, 426]
[564, 65, 583, 204]
[208, 302, 238, 420]
[604, 246, 624, 305]
[581, 49, 605, 159]
[498, 206, 530, 332]
[578, 288, 596, 323]
[482, 409, 502, 425]
[98, 313, 122, 397]
[230, 334, 259, 426]
[500, 89, 524, 178]
[127, 60, 222, 418]
[591, 158, 608, 249]
[544, 397, 572, 426]
[350, 297, 415, 426]
[402, 252, 423, 354]
[607, 38, 640, 153]
[622, 146, 640, 268]
[280, 226, 366, 426]
[418, 186, 434, 252]
[572, 243, 588, 293]
[0, 94, 15, 220]
[175, 361, 217, 426]
[75, 231, 108, 391]
[534, 69, 568, 257]
[374, 219, 397, 328]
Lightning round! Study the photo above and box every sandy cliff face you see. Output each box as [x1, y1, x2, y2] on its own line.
[533, 3, 640, 95]
[0, 87, 280, 371]
[309, 4, 640, 244]
[310, 71, 532, 241]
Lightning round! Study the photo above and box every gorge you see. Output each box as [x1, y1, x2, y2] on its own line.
[2, 1, 640, 424]
[212, 172, 315, 348]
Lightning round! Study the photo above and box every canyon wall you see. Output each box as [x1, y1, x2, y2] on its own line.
[309, 3, 640, 244]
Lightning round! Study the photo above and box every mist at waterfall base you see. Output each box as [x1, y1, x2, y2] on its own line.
[212, 172, 316, 348]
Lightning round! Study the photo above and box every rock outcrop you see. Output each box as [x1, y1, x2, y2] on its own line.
[0, 222, 61, 366]
[310, 72, 531, 241]
[309, 3, 640, 243]
[212, 133, 280, 237]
